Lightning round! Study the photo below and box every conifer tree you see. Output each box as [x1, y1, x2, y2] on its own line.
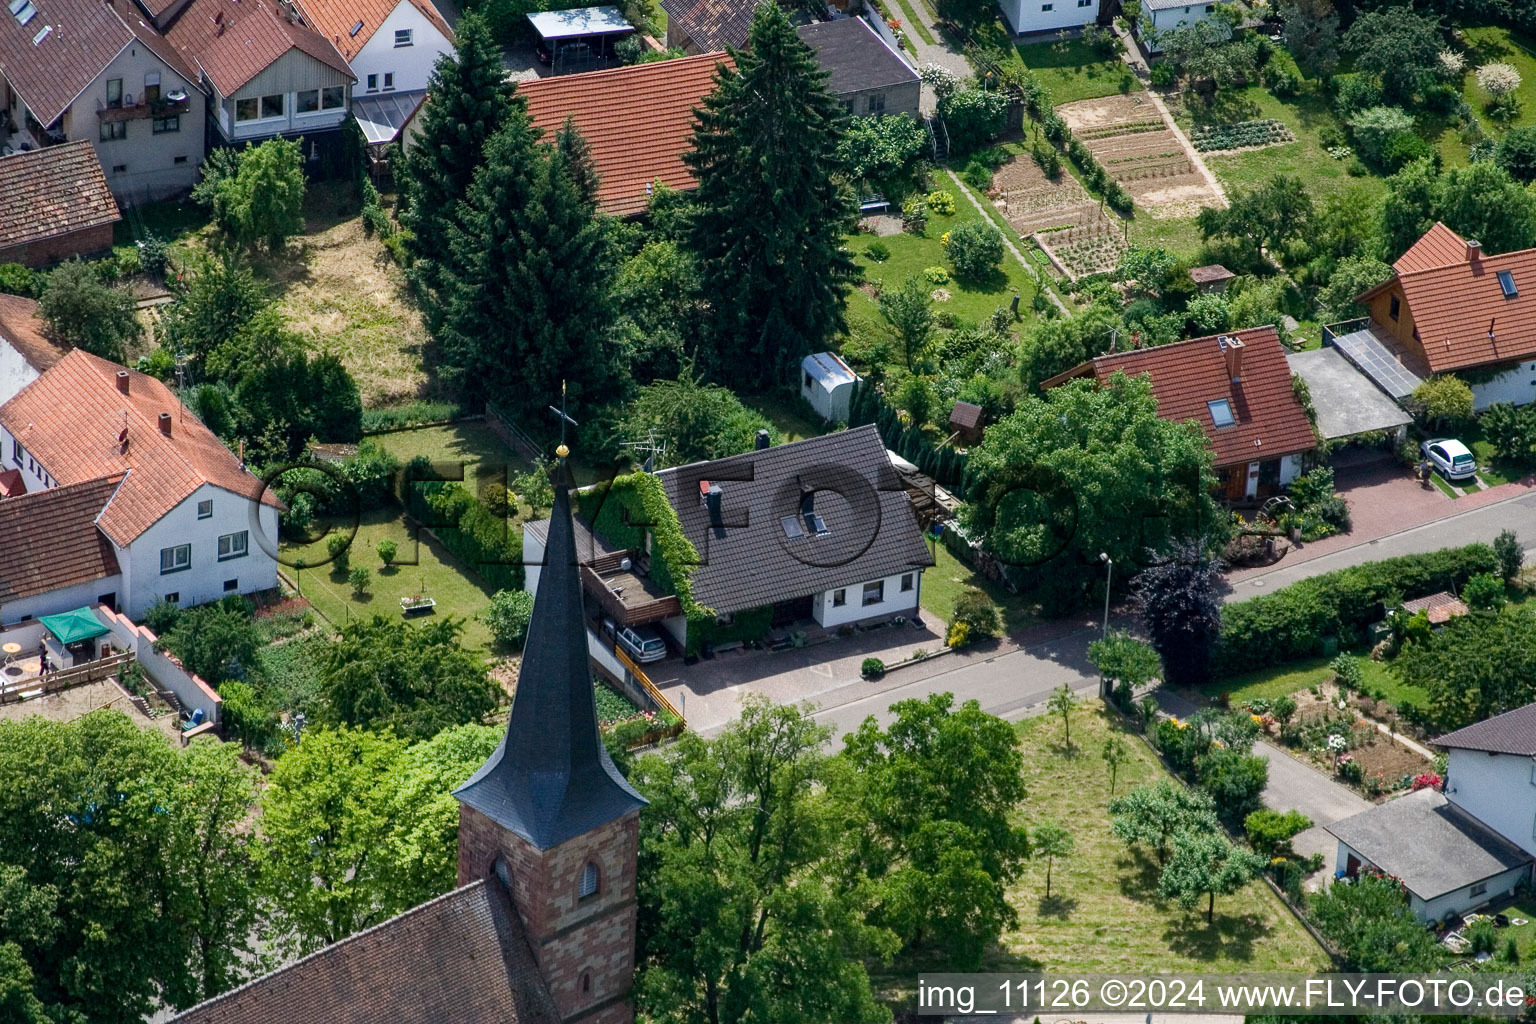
[398, 12, 518, 330]
[684, 2, 856, 392]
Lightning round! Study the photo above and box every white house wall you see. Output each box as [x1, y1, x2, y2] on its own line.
[812, 569, 921, 628]
[0, 421, 61, 490]
[121, 482, 279, 618]
[352, 0, 453, 94]
[1412, 862, 1529, 924]
[1147, 2, 1217, 33]
[1470, 361, 1536, 411]
[1446, 748, 1536, 858]
[0, 340, 43, 407]
[999, 0, 1098, 36]
[0, 574, 123, 627]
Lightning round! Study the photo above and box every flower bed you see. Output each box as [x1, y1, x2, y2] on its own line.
[1190, 118, 1296, 153]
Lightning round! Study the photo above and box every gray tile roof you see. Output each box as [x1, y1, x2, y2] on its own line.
[1325, 788, 1532, 901]
[456, 474, 645, 851]
[1435, 702, 1536, 756]
[796, 17, 916, 96]
[656, 425, 934, 615]
[170, 878, 560, 1024]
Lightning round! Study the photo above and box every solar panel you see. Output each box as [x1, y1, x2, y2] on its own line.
[1331, 327, 1423, 400]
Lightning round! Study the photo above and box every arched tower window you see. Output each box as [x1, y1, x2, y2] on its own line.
[579, 861, 600, 899]
[581, 971, 593, 994]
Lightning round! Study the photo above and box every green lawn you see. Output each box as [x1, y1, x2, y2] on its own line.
[919, 542, 1039, 634]
[283, 508, 501, 652]
[1440, 25, 1536, 166]
[995, 705, 1328, 972]
[740, 392, 828, 443]
[1018, 38, 1134, 105]
[369, 422, 532, 473]
[1201, 653, 1427, 711]
[1458, 418, 1531, 488]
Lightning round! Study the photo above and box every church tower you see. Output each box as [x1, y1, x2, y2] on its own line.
[455, 447, 648, 1024]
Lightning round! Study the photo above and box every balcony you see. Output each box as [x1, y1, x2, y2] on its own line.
[581, 557, 682, 627]
[98, 93, 191, 123]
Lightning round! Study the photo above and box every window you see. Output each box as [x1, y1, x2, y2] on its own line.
[832, 588, 847, 607]
[223, 578, 239, 592]
[111, 164, 127, 173]
[106, 77, 123, 108]
[1204, 2, 1214, 9]
[366, 73, 378, 92]
[160, 544, 191, 574]
[165, 592, 179, 604]
[297, 89, 320, 113]
[579, 862, 599, 899]
[1207, 399, 1235, 427]
[1471, 881, 1488, 897]
[862, 580, 885, 606]
[1079, 0, 1092, 6]
[218, 530, 249, 561]
[804, 371, 814, 390]
[1040, 3, 1052, 9]
[383, 73, 394, 90]
[394, 28, 412, 46]
[100, 120, 127, 141]
[867, 92, 885, 115]
[900, 573, 914, 592]
[197, 499, 212, 519]
[236, 97, 259, 121]
[144, 71, 160, 104]
[581, 972, 592, 994]
[152, 116, 179, 133]
[10, 438, 19, 462]
[174, 155, 188, 164]
[322, 85, 345, 109]
[1499, 270, 1519, 297]
[261, 93, 284, 118]
[1389, 294, 1401, 320]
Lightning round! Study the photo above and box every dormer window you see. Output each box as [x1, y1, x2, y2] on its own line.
[1499, 270, 1518, 298]
[1208, 399, 1235, 427]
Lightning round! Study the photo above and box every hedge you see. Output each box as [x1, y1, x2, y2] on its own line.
[411, 480, 524, 592]
[848, 380, 968, 496]
[1212, 543, 1498, 676]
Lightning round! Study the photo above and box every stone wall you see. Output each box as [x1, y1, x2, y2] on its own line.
[0, 223, 115, 268]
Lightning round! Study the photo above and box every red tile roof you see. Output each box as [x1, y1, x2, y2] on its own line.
[660, 0, 761, 51]
[1042, 326, 1317, 469]
[1393, 221, 1469, 275]
[0, 0, 137, 127]
[0, 293, 64, 374]
[517, 52, 730, 217]
[165, 0, 354, 97]
[0, 475, 123, 603]
[171, 878, 559, 1024]
[0, 350, 278, 546]
[0, 143, 120, 253]
[1401, 590, 1469, 624]
[1363, 230, 1536, 374]
[296, 0, 451, 62]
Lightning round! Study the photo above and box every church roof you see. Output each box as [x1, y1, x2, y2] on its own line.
[454, 465, 646, 850]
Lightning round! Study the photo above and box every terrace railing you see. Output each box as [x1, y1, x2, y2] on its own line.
[0, 651, 134, 707]
[1321, 317, 1371, 349]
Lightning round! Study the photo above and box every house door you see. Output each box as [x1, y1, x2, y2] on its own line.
[1345, 854, 1361, 877]
[1222, 466, 1246, 501]
[771, 595, 814, 626]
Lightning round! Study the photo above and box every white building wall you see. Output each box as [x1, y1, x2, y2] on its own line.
[1412, 862, 1529, 924]
[121, 483, 279, 619]
[1470, 361, 1536, 411]
[0, 422, 60, 490]
[351, 1, 453, 95]
[812, 569, 921, 628]
[999, 0, 1098, 36]
[0, 340, 43, 407]
[1147, 1, 1217, 33]
[1446, 748, 1536, 858]
[0, 574, 124, 626]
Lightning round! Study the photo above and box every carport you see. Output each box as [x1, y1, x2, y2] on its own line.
[1287, 347, 1412, 443]
[527, 6, 634, 74]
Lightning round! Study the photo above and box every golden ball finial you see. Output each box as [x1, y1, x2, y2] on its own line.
[556, 444, 570, 459]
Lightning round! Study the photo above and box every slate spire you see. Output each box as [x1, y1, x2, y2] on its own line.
[454, 446, 646, 850]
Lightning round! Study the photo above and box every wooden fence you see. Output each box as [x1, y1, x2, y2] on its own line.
[614, 646, 686, 745]
[0, 652, 135, 707]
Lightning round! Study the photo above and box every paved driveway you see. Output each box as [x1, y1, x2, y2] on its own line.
[1253, 740, 1370, 886]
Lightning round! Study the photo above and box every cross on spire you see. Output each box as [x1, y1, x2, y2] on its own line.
[548, 379, 579, 456]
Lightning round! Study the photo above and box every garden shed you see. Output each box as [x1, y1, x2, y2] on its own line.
[800, 352, 858, 422]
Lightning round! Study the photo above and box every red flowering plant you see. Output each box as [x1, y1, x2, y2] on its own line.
[1411, 771, 1443, 792]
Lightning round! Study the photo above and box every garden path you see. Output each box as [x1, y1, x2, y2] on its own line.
[945, 168, 1074, 317]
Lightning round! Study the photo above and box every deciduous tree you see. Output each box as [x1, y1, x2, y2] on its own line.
[216, 138, 306, 251]
[1157, 828, 1265, 923]
[1343, 6, 1442, 103]
[1047, 683, 1079, 753]
[1310, 872, 1439, 971]
[37, 260, 140, 362]
[1030, 820, 1074, 897]
[1395, 605, 1536, 732]
[1135, 538, 1224, 686]
[612, 370, 780, 467]
[879, 276, 935, 370]
[1109, 779, 1219, 865]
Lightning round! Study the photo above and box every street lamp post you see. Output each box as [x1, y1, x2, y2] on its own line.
[1098, 553, 1113, 699]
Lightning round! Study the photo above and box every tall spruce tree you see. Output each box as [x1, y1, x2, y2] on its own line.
[398, 11, 518, 330]
[440, 117, 620, 411]
[684, 2, 856, 392]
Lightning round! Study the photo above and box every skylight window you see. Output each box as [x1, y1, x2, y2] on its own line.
[1208, 399, 1235, 427]
[803, 512, 829, 537]
[13, 0, 36, 25]
[30, 22, 49, 42]
[780, 516, 803, 540]
[349, 18, 363, 34]
[1498, 270, 1519, 298]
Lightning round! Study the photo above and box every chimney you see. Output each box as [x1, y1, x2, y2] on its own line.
[1219, 334, 1245, 383]
[705, 484, 723, 527]
[1468, 240, 1482, 263]
[755, 428, 771, 451]
[158, 411, 173, 437]
[116, 370, 130, 395]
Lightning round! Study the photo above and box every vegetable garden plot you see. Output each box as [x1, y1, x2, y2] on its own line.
[1190, 118, 1296, 153]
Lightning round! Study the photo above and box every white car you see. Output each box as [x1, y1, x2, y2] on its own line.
[1420, 438, 1478, 482]
[617, 625, 667, 663]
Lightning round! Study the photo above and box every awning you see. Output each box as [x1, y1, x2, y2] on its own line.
[352, 90, 427, 145]
[39, 607, 110, 645]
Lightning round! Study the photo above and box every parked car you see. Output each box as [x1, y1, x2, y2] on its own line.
[617, 625, 667, 663]
[534, 39, 553, 65]
[1421, 438, 1478, 482]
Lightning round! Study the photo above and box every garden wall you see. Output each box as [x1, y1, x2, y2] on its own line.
[93, 605, 222, 726]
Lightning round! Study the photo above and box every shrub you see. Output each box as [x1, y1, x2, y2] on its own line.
[1463, 571, 1506, 611]
[485, 588, 535, 648]
[946, 221, 1005, 282]
[861, 657, 886, 679]
[1336, 755, 1363, 783]
[1149, 61, 1176, 87]
[326, 532, 351, 569]
[347, 566, 371, 595]
[377, 539, 398, 567]
[1495, 529, 1523, 581]
[1348, 106, 1417, 167]
[0, 262, 37, 297]
[1481, 402, 1536, 462]
[1330, 653, 1363, 691]
[901, 195, 928, 234]
[926, 189, 956, 215]
[1467, 917, 1498, 955]
[953, 586, 1004, 639]
[938, 88, 1007, 156]
[1213, 544, 1499, 674]
[923, 265, 949, 284]
[1032, 144, 1062, 178]
[1332, 73, 1383, 118]
[1410, 771, 1442, 792]
[138, 234, 170, 278]
[962, 161, 993, 191]
[143, 598, 181, 635]
[866, 240, 891, 263]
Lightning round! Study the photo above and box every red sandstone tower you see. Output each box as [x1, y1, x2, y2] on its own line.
[455, 448, 647, 1024]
